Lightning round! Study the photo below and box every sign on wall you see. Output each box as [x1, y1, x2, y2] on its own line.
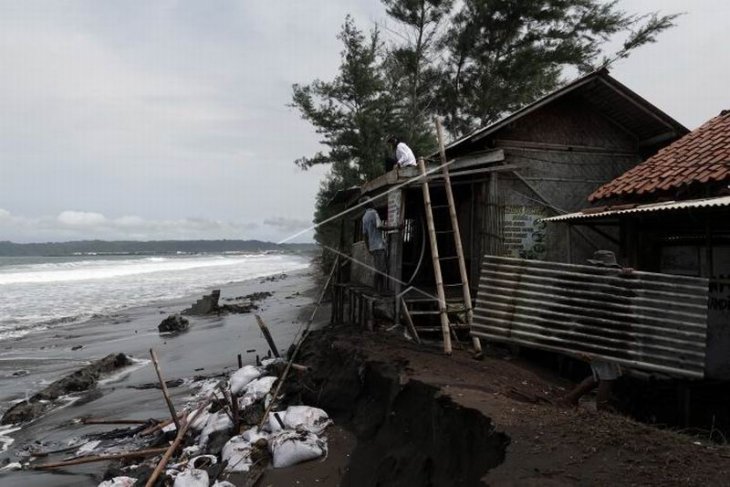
[503, 206, 547, 259]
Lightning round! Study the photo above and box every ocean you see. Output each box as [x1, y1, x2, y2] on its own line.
[0, 252, 310, 341]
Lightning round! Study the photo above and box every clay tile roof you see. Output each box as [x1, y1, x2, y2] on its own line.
[589, 111, 730, 202]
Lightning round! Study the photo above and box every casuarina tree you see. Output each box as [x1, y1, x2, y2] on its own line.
[290, 16, 397, 259]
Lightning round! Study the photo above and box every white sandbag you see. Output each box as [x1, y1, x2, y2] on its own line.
[98, 477, 137, 487]
[187, 408, 211, 432]
[173, 468, 208, 487]
[198, 411, 233, 447]
[221, 435, 254, 473]
[243, 376, 277, 399]
[241, 426, 268, 443]
[265, 411, 286, 433]
[269, 430, 327, 468]
[229, 365, 262, 395]
[261, 357, 285, 368]
[212, 481, 236, 487]
[282, 405, 332, 435]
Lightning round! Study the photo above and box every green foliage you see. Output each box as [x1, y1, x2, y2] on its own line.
[436, 0, 680, 135]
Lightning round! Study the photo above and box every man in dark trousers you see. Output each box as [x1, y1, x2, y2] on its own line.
[561, 250, 629, 411]
[360, 197, 387, 292]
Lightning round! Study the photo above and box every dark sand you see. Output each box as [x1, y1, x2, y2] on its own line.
[0, 267, 344, 486]
[297, 325, 730, 487]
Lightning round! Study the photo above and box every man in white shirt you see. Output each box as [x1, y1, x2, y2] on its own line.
[387, 136, 417, 168]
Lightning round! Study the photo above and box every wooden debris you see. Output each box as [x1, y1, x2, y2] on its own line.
[255, 315, 281, 358]
[258, 258, 337, 429]
[149, 348, 181, 432]
[145, 398, 212, 487]
[32, 448, 168, 470]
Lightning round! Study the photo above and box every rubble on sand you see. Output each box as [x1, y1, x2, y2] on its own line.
[24, 357, 333, 487]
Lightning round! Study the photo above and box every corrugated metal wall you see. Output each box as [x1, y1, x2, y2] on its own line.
[472, 256, 709, 378]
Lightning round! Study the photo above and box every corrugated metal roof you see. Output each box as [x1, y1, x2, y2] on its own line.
[590, 110, 730, 202]
[472, 256, 709, 378]
[542, 195, 730, 222]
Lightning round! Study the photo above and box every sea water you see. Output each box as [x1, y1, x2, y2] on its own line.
[0, 253, 310, 341]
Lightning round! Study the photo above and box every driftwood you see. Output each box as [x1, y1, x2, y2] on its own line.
[149, 349, 181, 432]
[144, 398, 212, 487]
[254, 315, 280, 358]
[32, 448, 168, 470]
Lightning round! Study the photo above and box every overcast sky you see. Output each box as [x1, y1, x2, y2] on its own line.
[0, 0, 727, 243]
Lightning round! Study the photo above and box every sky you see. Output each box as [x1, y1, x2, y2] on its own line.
[0, 0, 727, 243]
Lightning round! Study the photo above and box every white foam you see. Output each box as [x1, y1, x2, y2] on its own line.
[0, 253, 309, 342]
[0, 425, 21, 452]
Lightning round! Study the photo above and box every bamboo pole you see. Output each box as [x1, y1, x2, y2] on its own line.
[257, 258, 338, 430]
[149, 349, 181, 432]
[32, 448, 168, 470]
[417, 157, 452, 354]
[400, 297, 421, 344]
[145, 399, 212, 487]
[255, 315, 281, 358]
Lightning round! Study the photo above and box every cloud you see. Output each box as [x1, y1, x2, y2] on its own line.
[58, 211, 107, 226]
[0, 209, 267, 243]
[263, 217, 312, 233]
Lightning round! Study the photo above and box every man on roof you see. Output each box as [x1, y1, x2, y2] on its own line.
[386, 136, 417, 170]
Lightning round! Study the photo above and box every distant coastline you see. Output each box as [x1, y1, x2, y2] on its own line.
[0, 239, 318, 257]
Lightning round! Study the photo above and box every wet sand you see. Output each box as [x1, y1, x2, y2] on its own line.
[0, 266, 330, 486]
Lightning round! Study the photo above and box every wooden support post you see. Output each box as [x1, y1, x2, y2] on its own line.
[418, 157, 452, 354]
[436, 119, 482, 354]
[255, 315, 281, 358]
[149, 349, 181, 433]
[400, 297, 421, 344]
[32, 448, 168, 470]
[237, 354, 243, 368]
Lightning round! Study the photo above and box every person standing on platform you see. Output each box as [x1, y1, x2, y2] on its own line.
[360, 197, 387, 292]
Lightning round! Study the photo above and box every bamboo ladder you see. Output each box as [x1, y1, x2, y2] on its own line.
[415, 119, 483, 355]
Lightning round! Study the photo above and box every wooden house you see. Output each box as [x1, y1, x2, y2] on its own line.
[332, 69, 687, 335]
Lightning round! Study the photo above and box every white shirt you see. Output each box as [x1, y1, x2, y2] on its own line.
[395, 142, 417, 167]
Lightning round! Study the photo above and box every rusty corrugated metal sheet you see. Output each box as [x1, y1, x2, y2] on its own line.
[472, 256, 709, 378]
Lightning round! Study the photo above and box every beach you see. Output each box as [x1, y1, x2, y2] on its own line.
[0, 262, 335, 486]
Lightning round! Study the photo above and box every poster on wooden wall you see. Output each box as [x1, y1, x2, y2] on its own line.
[503, 205, 548, 259]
